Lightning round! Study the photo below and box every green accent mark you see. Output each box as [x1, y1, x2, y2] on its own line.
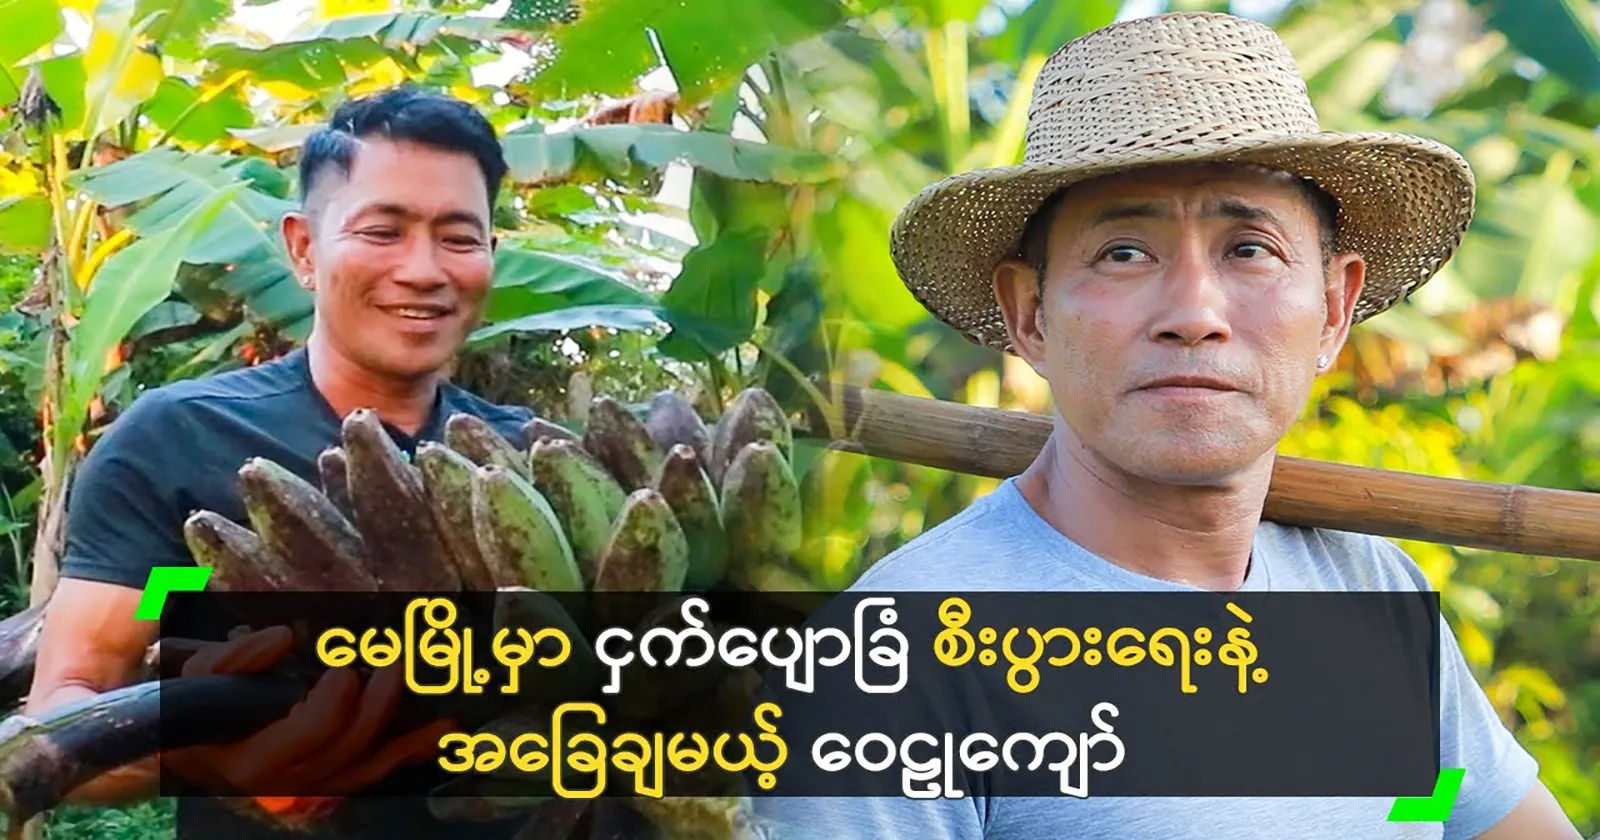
[1388, 769, 1465, 822]
[136, 566, 212, 620]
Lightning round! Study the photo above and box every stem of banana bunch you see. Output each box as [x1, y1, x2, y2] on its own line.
[26, 132, 84, 611]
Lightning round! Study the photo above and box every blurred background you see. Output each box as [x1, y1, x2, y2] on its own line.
[0, 0, 1596, 834]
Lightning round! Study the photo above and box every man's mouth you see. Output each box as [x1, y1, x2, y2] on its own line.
[380, 304, 454, 321]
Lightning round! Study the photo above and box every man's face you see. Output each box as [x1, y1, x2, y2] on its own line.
[284, 137, 495, 382]
[995, 163, 1364, 486]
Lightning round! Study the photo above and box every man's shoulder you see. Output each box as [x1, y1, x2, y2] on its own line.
[95, 354, 307, 442]
[437, 379, 536, 443]
[848, 482, 1028, 591]
[1256, 520, 1435, 592]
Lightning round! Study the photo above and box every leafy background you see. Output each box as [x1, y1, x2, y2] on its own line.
[0, 0, 1596, 835]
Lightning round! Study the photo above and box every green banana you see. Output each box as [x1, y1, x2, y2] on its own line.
[237, 457, 378, 591]
[415, 442, 504, 590]
[316, 446, 355, 523]
[471, 464, 584, 591]
[719, 441, 802, 570]
[341, 409, 460, 591]
[646, 389, 711, 468]
[182, 510, 286, 591]
[446, 413, 532, 482]
[593, 488, 688, 593]
[522, 416, 581, 448]
[584, 396, 664, 491]
[708, 387, 792, 485]
[528, 438, 627, 589]
[654, 444, 727, 591]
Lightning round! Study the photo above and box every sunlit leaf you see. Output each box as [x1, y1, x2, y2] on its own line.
[503, 123, 843, 187]
[62, 184, 244, 457]
[143, 77, 253, 145]
[135, 0, 231, 61]
[1467, 0, 1600, 92]
[228, 122, 320, 153]
[816, 192, 926, 333]
[0, 0, 64, 66]
[526, 0, 846, 105]
[470, 304, 664, 342]
[82, 6, 165, 138]
[0, 196, 51, 253]
[483, 247, 653, 323]
[319, 0, 391, 19]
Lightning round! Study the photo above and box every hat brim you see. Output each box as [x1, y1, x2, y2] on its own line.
[888, 130, 1476, 353]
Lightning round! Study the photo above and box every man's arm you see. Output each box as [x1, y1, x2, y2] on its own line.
[24, 578, 162, 805]
[1473, 780, 1581, 840]
[23, 391, 193, 804]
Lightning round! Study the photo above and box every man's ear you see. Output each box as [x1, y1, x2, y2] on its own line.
[281, 211, 316, 290]
[1319, 251, 1366, 363]
[994, 257, 1049, 373]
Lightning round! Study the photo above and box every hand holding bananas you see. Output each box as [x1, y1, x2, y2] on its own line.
[157, 626, 456, 826]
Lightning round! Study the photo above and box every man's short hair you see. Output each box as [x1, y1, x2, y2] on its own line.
[298, 86, 509, 213]
[1018, 169, 1342, 283]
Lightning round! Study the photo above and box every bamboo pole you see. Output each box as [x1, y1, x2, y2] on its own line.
[805, 385, 1600, 563]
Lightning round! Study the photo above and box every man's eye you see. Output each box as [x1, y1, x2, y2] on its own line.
[361, 229, 399, 240]
[1103, 246, 1149, 263]
[1232, 242, 1271, 259]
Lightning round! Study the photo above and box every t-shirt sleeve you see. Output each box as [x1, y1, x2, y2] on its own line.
[1437, 612, 1541, 839]
[58, 392, 193, 590]
[1367, 537, 1542, 838]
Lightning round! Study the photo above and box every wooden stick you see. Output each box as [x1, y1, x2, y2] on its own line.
[802, 385, 1600, 562]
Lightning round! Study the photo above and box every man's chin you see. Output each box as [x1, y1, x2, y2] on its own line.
[1101, 434, 1268, 488]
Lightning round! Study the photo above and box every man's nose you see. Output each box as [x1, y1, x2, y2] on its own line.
[1148, 245, 1232, 346]
[392, 235, 449, 289]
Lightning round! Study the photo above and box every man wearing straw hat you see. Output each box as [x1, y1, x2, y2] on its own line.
[754, 11, 1582, 840]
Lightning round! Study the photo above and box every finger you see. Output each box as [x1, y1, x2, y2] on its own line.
[181, 626, 293, 677]
[320, 717, 459, 797]
[223, 667, 361, 790]
[288, 664, 405, 785]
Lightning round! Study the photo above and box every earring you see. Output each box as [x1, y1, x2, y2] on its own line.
[1316, 354, 1330, 370]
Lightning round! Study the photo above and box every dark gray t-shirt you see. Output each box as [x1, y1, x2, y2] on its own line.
[750, 477, 1540, 840]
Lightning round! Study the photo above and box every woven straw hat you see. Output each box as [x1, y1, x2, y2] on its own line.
[889, 11, 1476, 353]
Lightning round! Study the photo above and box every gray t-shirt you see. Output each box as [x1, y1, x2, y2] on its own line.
[749, 477, 1540, 840]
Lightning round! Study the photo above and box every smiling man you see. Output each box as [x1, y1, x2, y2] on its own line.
[24, 88, 540, 837]
[755, 11, 1582, 840]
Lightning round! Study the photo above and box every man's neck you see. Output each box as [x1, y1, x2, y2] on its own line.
[305, 333, 440, 435]
[1014, 421, 1272, 591]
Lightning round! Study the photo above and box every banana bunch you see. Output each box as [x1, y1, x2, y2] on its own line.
[183, 385, 810, 598]
[177, 385, 808, 840]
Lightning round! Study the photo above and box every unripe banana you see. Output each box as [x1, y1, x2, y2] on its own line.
[237, 457, 378, 591]
[342, 409, 460, 591]
[183, 510, 285, 591]
[529, 438, 627, 588]
[654, 444, 727, 591]
[416, 442, 504, 590]
[522, 416, 581, 448]
[719, 441, 802, 570]
[584, 396, 664, 491]
[446, 413, 533, 482]
[646, 390, 711, 468]
[593, 489, 688, 593]
[708, 388, 792, 485]
[316, 446, 355, 523]
[471, 464, 584, 592]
